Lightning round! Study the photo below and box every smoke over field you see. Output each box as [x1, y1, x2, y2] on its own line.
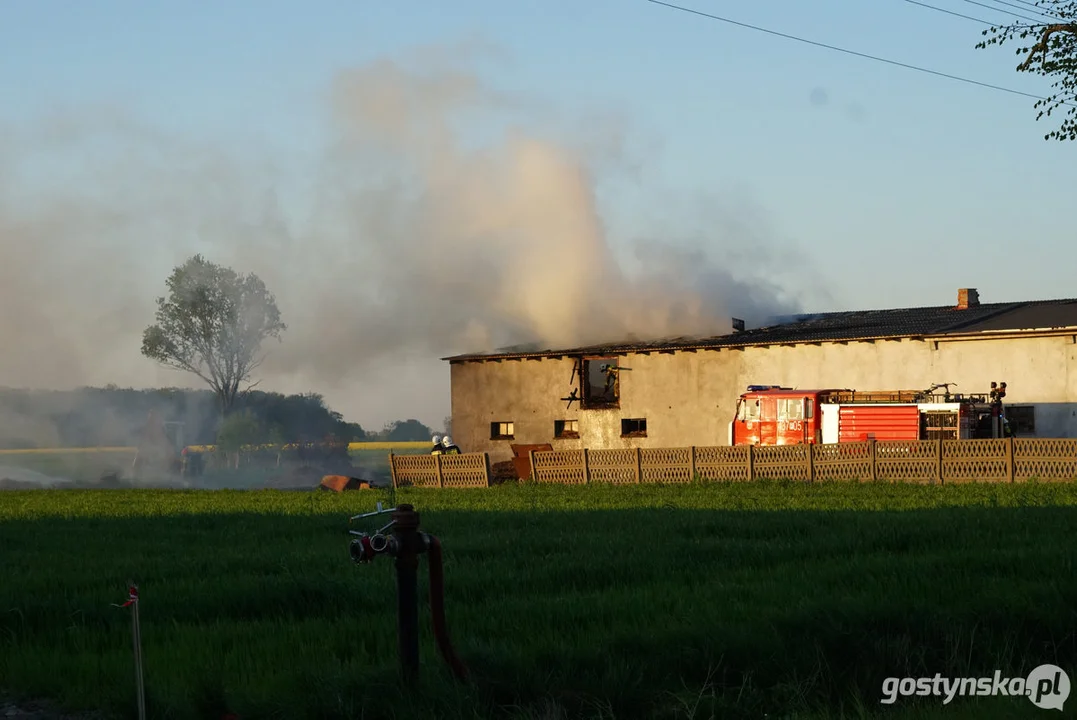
[0, 42, 810, 431]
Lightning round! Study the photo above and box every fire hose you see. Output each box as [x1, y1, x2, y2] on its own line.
[348, 503, 468, 684]
[426, 534, 469, 680]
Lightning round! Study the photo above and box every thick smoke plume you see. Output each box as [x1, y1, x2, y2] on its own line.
[0, 44, 807, 432]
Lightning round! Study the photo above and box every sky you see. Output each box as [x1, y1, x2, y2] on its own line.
[0, 0, 1071, 433]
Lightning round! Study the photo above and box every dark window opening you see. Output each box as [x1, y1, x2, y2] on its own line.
[490, 421, 514, 440]
[554, 419, 579, 439]
[621, 418, 647, 437]
[582, 357, 620, 409]
[1006, 405, 1035, 434]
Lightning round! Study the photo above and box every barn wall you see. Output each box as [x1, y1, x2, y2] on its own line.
[449, 334, 1077, 461]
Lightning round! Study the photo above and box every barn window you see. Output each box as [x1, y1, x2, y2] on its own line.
[1007, 405, 1035, 434]
[490, 421, 514, 440]
[621, 418, 647, 437]
[582, 357, 620, 409]
[554, 419, 579, 439]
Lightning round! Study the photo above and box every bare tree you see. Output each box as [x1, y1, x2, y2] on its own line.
[142, 255, 286, 414]
[976, 1, 1077, 140]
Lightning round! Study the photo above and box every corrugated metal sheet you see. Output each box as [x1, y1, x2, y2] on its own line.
[837, 405, 920, 442]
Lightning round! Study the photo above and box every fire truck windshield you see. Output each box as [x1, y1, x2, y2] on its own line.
[737, 398, 760, 422]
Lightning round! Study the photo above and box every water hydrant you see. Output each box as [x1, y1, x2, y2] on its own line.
[349, 503, 468, 684]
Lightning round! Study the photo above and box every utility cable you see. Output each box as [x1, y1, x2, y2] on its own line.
[902, 0, 996, 25]
[645, 0, 1076, 107]
[957, 0, 1056, 23]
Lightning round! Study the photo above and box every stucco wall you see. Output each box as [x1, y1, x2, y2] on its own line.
[448, 334, 1077, 462]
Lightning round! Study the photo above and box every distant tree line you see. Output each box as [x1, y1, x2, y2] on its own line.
[0, 386, 438, 449]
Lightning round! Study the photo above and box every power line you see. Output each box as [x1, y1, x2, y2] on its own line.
[956, 0, 1055, 23]
[962, 0, 1063, 22]
[902, 0, 995, 25]
[1006, 0, 1066, 15]
[1005, 0, 1053, 10]
[902, 0, 1058, 26]
[645, 0, 1073, 106]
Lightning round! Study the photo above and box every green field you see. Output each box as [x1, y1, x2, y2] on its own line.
[2, 482, 1077, 719]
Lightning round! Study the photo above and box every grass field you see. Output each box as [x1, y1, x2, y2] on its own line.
[3, 482, 1077, 719]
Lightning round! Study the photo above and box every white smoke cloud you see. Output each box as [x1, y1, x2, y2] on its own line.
[0, 42, 810, 431]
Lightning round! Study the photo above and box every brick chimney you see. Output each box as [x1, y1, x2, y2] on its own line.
[957, 288, 979, 309]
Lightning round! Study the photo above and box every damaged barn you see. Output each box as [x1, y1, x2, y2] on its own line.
[444, 289, 1077, 464]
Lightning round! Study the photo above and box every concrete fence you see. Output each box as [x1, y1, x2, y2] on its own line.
[389, 452, 492, 488]
[527, 438, 1077, 484]
[389, 439, 1077, 487]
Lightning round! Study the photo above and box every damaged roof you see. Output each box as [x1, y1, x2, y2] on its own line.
[442, 296, 1077, 362]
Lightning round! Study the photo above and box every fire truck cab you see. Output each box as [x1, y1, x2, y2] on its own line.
[730, 384, 1006, 446]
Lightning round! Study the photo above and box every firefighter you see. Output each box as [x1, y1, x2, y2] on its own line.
[1002, 416, 1014, 438]
[430, 434, 444, 455]
[440, 435, 461, 454]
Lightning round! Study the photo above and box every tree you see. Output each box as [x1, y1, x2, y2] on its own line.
[976, 1, 1077, 141]
[141, 255, 286, 415]
[216, 409, 263, 469]
[381, 419, 433, 442]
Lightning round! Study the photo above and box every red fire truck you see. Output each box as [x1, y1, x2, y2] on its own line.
[729, 383, 1009, 446]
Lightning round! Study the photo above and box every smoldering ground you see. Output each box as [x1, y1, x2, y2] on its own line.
[0, 42, 815, 434]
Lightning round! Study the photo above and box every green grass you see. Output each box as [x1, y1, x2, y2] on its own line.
[2, 482, 1077, 719]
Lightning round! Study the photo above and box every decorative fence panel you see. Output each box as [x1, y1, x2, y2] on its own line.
[389, 440, 1077, 487]
[519, 438, 1077, 485]
[1013, 438, 1077, 482]
[389, 452, 490, 488]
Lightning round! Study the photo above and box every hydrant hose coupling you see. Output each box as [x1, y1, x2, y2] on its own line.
[346, 502, 468, 683]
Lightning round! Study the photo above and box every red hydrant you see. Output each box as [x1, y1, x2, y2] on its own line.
[349, 503, 468, 684]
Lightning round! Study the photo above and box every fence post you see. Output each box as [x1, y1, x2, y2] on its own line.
[806, 443, 815, 483]
[868, 440, 877, 482]
[482, 452, 492, 487]
[1005, 436, 1015, 483]
[746, 444, 755, 481]
[528, 449, 537, 482]
[389, 452, 398, 489]
[435, 454, 444, 488]
[582, 448, 590, 483]
[935, 439, 944, 485]
[690, 446, 697, 481]
[634, 448, 642, 483]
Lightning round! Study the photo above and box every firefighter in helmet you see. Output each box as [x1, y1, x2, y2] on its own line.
[440, 435, 461, 454]
[430, 434, 443, 455]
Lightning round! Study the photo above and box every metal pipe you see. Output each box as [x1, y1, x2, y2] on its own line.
[391, 504, 422, 684]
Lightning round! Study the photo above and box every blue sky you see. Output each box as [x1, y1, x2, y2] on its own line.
[0, 0, 1071, 428]
[3, 0, 1068, 307]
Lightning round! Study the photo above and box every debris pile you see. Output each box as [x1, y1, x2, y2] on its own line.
[490, 461, 517, 484]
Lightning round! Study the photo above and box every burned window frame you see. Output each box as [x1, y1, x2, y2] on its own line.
[490, 421, 515, 440]
[580, 356, 621, 409]
[621, 417, 647, 437]
[554, 419, 579, 439]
